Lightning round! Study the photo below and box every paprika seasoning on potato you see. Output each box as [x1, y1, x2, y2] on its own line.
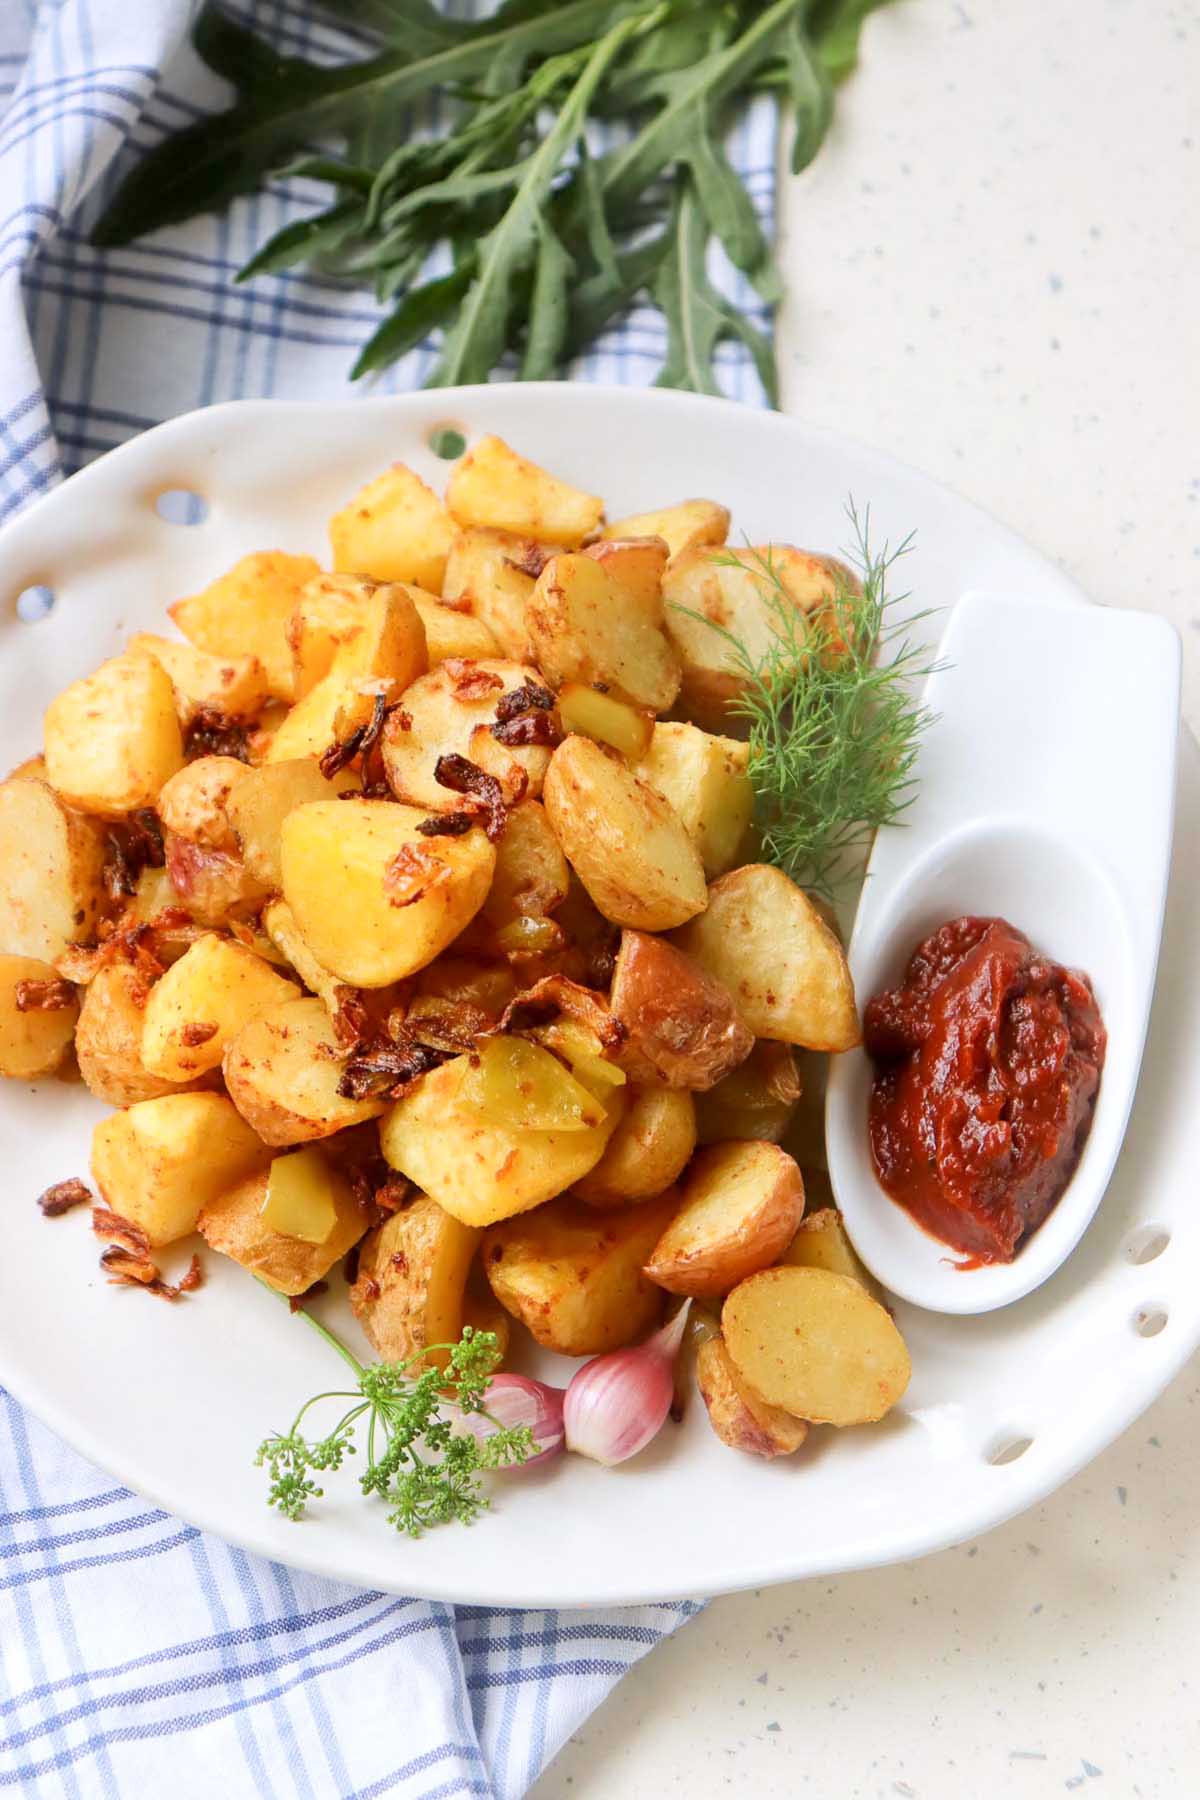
[863, 916, 1107, 1265]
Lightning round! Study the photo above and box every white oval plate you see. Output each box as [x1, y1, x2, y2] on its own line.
[0, 385, 1196, 1609]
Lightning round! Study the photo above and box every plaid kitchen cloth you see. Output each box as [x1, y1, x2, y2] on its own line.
[0, 2, 774, 1794]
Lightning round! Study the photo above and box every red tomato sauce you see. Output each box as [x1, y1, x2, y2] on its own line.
[862, 917, 1107, 1265]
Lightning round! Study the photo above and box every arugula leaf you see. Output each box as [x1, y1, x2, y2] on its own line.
[653, 180, 778, 403]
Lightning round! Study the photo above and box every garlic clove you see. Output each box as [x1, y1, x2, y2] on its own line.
[563, 1302, 692, 1467]
[452, 1373, 565, 1471]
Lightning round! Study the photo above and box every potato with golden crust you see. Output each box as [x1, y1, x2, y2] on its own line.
[482, 1191, 678, 1356]
[380, 658, 553, 811]
[609, 929, 752, 1090]
[223, 995, 385, 1145]
[349, 1193, 480, 1366]
[157, 756, 251, 851]
[287, 572, 373, 698]
[780, 1206, 883, 1301]
[644, 1140, 805, 1297]
[674, 864, 859, 1051]
[574, 1086, 697, 1206]
[44, 653, 184, 818]
[582, 534, 669, 605]
[127, 632, 270, 724]
[410, 589, 500, 664]
[481, 800, 569, 928]
[445, 435, 603, 547]
[330, 464, 457, 592]
[171, 551, 321, 702]
[281, 799, 495, 987]
[722, 1266, 910, 1427]
[227, 757, 357, 890]
[542, 736, 707, 932]
[441, 527, 540, 662]
[91, 1091, 269, 1247]
[662, 544, 854, 727]
[527, 552, 679, 712]
[632, 721, 752, 879]
[198, 1152, 367, 1296]
[601, 499, 729, 562]
[0, 954, 78, 1078]
[0, 774, 108, 960]
[380, 1051, 625, 1227]
[163, 834, 270, 927]
[259, 899, 342, 1011]
[266, 584, 428, 765]
[141, 934, 300, 1081]
[696, 1336, 808, 1458]
[75, 962, 201, 1106]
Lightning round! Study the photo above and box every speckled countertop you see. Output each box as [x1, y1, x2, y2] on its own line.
[532, 2, 1200, 1794]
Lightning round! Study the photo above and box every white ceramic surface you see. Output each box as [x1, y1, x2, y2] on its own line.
[827, 590, 1180, 1314]
[1, 384, 1197, 1610]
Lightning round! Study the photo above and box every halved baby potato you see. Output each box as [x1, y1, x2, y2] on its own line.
[574, 1085, 697, 1206]
[171, 551, 321, 701]
[446, 435, 603, 547]
[441, 527, 540, 662]
[75, 962, 199, 1106]
[0, 774, 108, 960]
[696, 1335, 809, 1458]
[527, 552, 679, 712]
[0, 953, 78, 1078]
[609, 929, 752, 1089]
[380, 657, 553, 811]
[141, 933, 300, 1081]
[350, 1192, 480, 1366]
[227, 756, 358, 889]
[780, 1206, 883, 1301]
[633, 721, 753, 879]
[644, 1140, 805, 1297]
[157, 756, 251, 852]
[223, 995, 385, 1145]
[601, 499, 729, 562]
[128, 632, 270, 723]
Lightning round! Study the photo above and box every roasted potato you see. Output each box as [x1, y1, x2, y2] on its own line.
[171, 551, 321, 701]
[481, 801, 569, 927]
[280, 798, 495, 986]
[445, 435, 603, 547]
[696, 1336, 808, 1458]
[75, 962, 199, 1106]
[287, 571, 374, 698]
[157, 756, 250, 851]
[644, 1140, 805, 1297]
[542, 736, 707, 931]
[198, 1150, 366, 1295]
[91, 1091, 269, 1247]
[441, 528, 539, 662]
[349, 1192, 480, 1365]
[674, 864, 859, 1051]
[380, 658, 552, 811]
[527, 552, 680, 712]
[461, 1281, 512, 1361]
[0, 954, 78, 1077]
[414, 954, 517, 1017]
[141, 933, 300, 1080]
[609, 929, 752, 1089]
[266, 583, 428, 764]
[780, 1206, 882, 1301]
[260, 899, 342, 1011]
[330, 463, 457, 592]
[44, 653, 183, 817]
[227, 757, 357, 889]
[0, 774, 107, 959]
[163, 833, 269, 927]
[601, 499, 729, 562]
[633, 721, 752, 878]
[481, 1191, 678, 1356]
[583, 534, 669, 605]
[694, 1041, 802, 1146]
[380, 1051, 625, 1226]
[574, 1086, 697, 1206]
[557, 684, 654, 761]
[410, 589, 500, 664]
[223, 995, 384, 1145]
[128, 632, 269, 723]
[722, 1266, 910, 1427]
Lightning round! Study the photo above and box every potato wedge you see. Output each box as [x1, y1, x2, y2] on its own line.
[696, 1336, 808, 1458]
[281, 799, 495, 986]
[527, 553, 679, 711]
[694, 1041, 802, 1146]
[780, 1206, 883, 1301]
[157, 756, 251, 851]
[260, 899, 342, 1011]
[287, 572, 373, 698]
[227, 757, 357, 888]
[75, 962, 199, 1106]
[582, 535, 669, 606]
[198, 1153, 366, 1296]
[557, 684, 654, 761]
[223, 995, 384, 1145]
[674, 864, 859, 1051]
[91, 1091, 269, 1247]
[380, 658, 552, 810]
[141, 934, 300, 1080]
[171, 551, 321, 701]
[380, 1053, 624, 1227]
[128, 632, 270, 723]
[633, 721, 752, 878]
[722, 1266, 910, 1427]
[330, 463, 457, 592]
[0, 774, 107, 959]
[0, 954, 78, 1078]
[441, 528, 539, 662]
[542, 736, 707, 931]
[609, 929, 752, 1089]
[644, 1140, 804, 1297]
[44, 653, 183, 817]
[349, 1192, 480, 1365]
[481, 801, 569, 927]
[410, 589, 500, 664]
[445, 435, 602, 547]
[601, 499, 729, 562]
[662, 544, 853, 726]
[481, 1191, 677, 1356]
[574, 1085, 696, 1206]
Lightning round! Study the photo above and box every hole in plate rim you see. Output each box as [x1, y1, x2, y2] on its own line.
[1133, 1304, 1168, 1339]
[427, 423, 467, 461]
[1125, 1225, 1170, 1266]
[985, 1431, 1034, 1467]
[154, 488, 209, 526]
[14, 584, 55, 623]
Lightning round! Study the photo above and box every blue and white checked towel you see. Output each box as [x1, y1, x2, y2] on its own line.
[0, 3, 774, 1792]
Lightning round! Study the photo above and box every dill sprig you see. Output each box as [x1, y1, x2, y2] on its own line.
[688, 505, 939, 898]
[256, 1315, 534, 1538]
